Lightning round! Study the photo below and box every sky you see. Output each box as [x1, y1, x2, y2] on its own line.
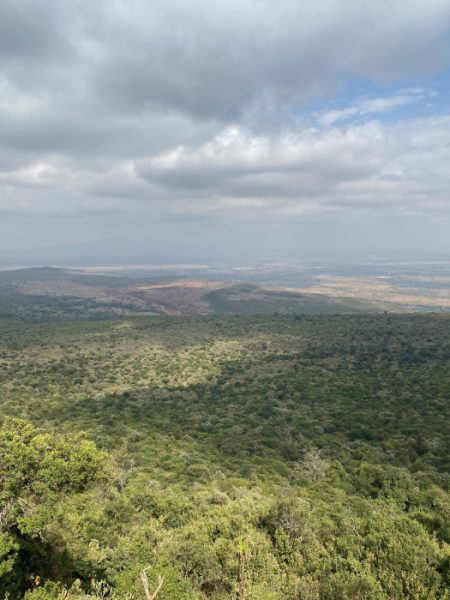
[1, 0, 450, 263]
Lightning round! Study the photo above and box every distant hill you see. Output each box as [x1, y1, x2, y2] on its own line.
[0, 266, 400, 320]
[0, 266, 70, 281]
[204, 283, 388, 315]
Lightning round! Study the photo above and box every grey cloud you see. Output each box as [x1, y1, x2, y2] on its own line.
[1, 0, 450, 255]
[0, 96, 220, 168]
[0, 1, 66, 62]
[131, 117, 450, 216]
[90, 0, 450, 121]
[2, 0, 450, 125]
[1, 116, 449, 222]
[135, 124, 385, 198]
[0, 0, 449, 161]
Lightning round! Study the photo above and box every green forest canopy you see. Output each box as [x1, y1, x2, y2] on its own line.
[0, 313, 449, 598]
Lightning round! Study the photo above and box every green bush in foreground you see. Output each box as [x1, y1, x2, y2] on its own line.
[0, 419, 104, 598]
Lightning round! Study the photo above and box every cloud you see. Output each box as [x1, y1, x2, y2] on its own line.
[86, 0, 450, 122]
[1, 0, 450, 123]
[316, 89, 428, 125]
[132, 115, 450, 217]
[1, 0, 450, 253]
[4, 114, 447, 225]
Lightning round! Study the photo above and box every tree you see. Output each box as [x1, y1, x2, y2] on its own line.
[0, 418, 104, 597]
[297, 448, 329, 484]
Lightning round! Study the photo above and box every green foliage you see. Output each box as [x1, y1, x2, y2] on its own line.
[0, 313, 449, 598]
[0, 419, 104, 598]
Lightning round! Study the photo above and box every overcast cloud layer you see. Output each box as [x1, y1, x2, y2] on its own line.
[1, 0, 450, 261]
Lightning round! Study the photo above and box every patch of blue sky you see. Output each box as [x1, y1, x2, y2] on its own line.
[298, 69, 450, 128]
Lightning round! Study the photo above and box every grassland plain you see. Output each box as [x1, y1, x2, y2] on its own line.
[1, 313, 450, 598]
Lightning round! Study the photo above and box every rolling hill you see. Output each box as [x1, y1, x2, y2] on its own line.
[0, 267, 397, 320]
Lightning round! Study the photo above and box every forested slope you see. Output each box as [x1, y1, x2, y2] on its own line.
[0, 314, 449, 598]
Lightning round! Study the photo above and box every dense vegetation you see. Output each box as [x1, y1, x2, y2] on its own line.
[1, 313, 449, 598]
